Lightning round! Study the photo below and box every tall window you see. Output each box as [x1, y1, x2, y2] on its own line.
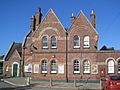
[51, 36, 57, 48]
[42, 36, 48, 48]
[83, 36, 90, 48]
[118, 60, 120, 73]
[51, 60, 56, 73]
[108, 60, 114, 74]
[74, 35, 80, 48]
[41, 60, 47, 73]
[73, 60, 80, 73]
[83, 60, 90, 73]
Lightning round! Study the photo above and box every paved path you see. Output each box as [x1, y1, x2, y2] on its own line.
[3, 78, 101, 90]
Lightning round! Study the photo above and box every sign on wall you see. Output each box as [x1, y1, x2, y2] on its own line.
[24, 64, 32, 73]
[34, 64, 39, 73]
[91, 64, 98, 74]
[58, 64, 64, 74]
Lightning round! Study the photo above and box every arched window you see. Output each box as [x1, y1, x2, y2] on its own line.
[83, 36, 90, 48]
[74, 35, 80, 48]
[73, 60, 80, 73]
[51, 36, 57, 48]
[41, 60, 47, 73]
[51, 60, 56, 73]
[108, 60, 114, 74]
[42, 36, 48, 48]
[83, 60, 90, 73]
[118, 60, 120, 73]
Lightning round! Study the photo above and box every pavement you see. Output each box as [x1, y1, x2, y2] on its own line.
[3, 77, 101, 90]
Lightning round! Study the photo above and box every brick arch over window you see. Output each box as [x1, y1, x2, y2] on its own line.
[39, 27, 60, 38]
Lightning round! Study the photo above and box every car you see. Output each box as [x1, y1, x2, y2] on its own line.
[101, 75, 120, 90]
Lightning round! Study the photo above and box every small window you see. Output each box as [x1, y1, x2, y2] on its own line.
[108, 60, 114, 74]
[118, 60, 120, 73]
[51, 36, 57, 48]
[83, 60, 90, 74]
[74, 35, 80, 48]
[51, 60, 57, 73]
[41, 60, 47, 73]
[83, 36, 90, 48]
[42, 36, 48, 48]
[73, 60, 80, 73]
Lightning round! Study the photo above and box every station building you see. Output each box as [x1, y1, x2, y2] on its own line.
[4, 8, 120, 82]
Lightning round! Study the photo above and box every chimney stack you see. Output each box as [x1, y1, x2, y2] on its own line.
[30, 15, 36, 32]
[71, 12, 76, 23]
[90, 9, 96, 28]
[36, 7, 42, 28]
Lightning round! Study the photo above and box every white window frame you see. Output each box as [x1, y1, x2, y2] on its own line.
[83, 60, 90, 74]
[51, 60, 57, 73]
[108, 60, 114, 74]
[74, 35, 80, 48]
[41, 60, 47, 74]
[42, 36, 48, 49]
[83, 36, 90, 48]
[73, 60, 80, 74]
[51, 36, 57, 49]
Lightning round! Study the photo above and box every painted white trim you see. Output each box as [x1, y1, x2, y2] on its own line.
[105, 57, 115, 64]
[116, 57, 120, 62]
[12, 62, 19, 77]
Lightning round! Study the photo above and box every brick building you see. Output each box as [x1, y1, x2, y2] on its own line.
[3, 42, 22, 77]
[3, 8, 120, 82]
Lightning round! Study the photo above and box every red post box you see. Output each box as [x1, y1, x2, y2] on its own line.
[100, 68, 105, 77]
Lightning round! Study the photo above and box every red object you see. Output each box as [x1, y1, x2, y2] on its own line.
[101, 75, 120, 90]
[100, 68, 105, 77]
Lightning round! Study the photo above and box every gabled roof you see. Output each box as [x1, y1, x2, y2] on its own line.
[32, 8, 66, 37]
[69, 10, 98, 35]
[4, 42, 22, 61]
[100, 45, 114, 51]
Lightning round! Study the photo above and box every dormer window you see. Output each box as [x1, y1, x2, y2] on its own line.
[42, 36, 48, 49]
[74, 35, 80, 48]
[51, 36, 57, 48]
[83, 36, 90, 48]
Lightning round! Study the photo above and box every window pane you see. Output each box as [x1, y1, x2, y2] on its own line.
[51, 36, 56, 48]
[118, 60, 120, 73]
[42, 60, 47, 73]
[42, 36, 48, 48]
[108, 60, 114, 73]
[73, 60, 80, 73]
[83, 60, 90, 73]
[51, 60, 56, 73]
[83, 36, 89, 48]
[74, 35, 80, 48]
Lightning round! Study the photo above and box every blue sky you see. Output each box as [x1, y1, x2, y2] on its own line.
[0, 0, 120, 55]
